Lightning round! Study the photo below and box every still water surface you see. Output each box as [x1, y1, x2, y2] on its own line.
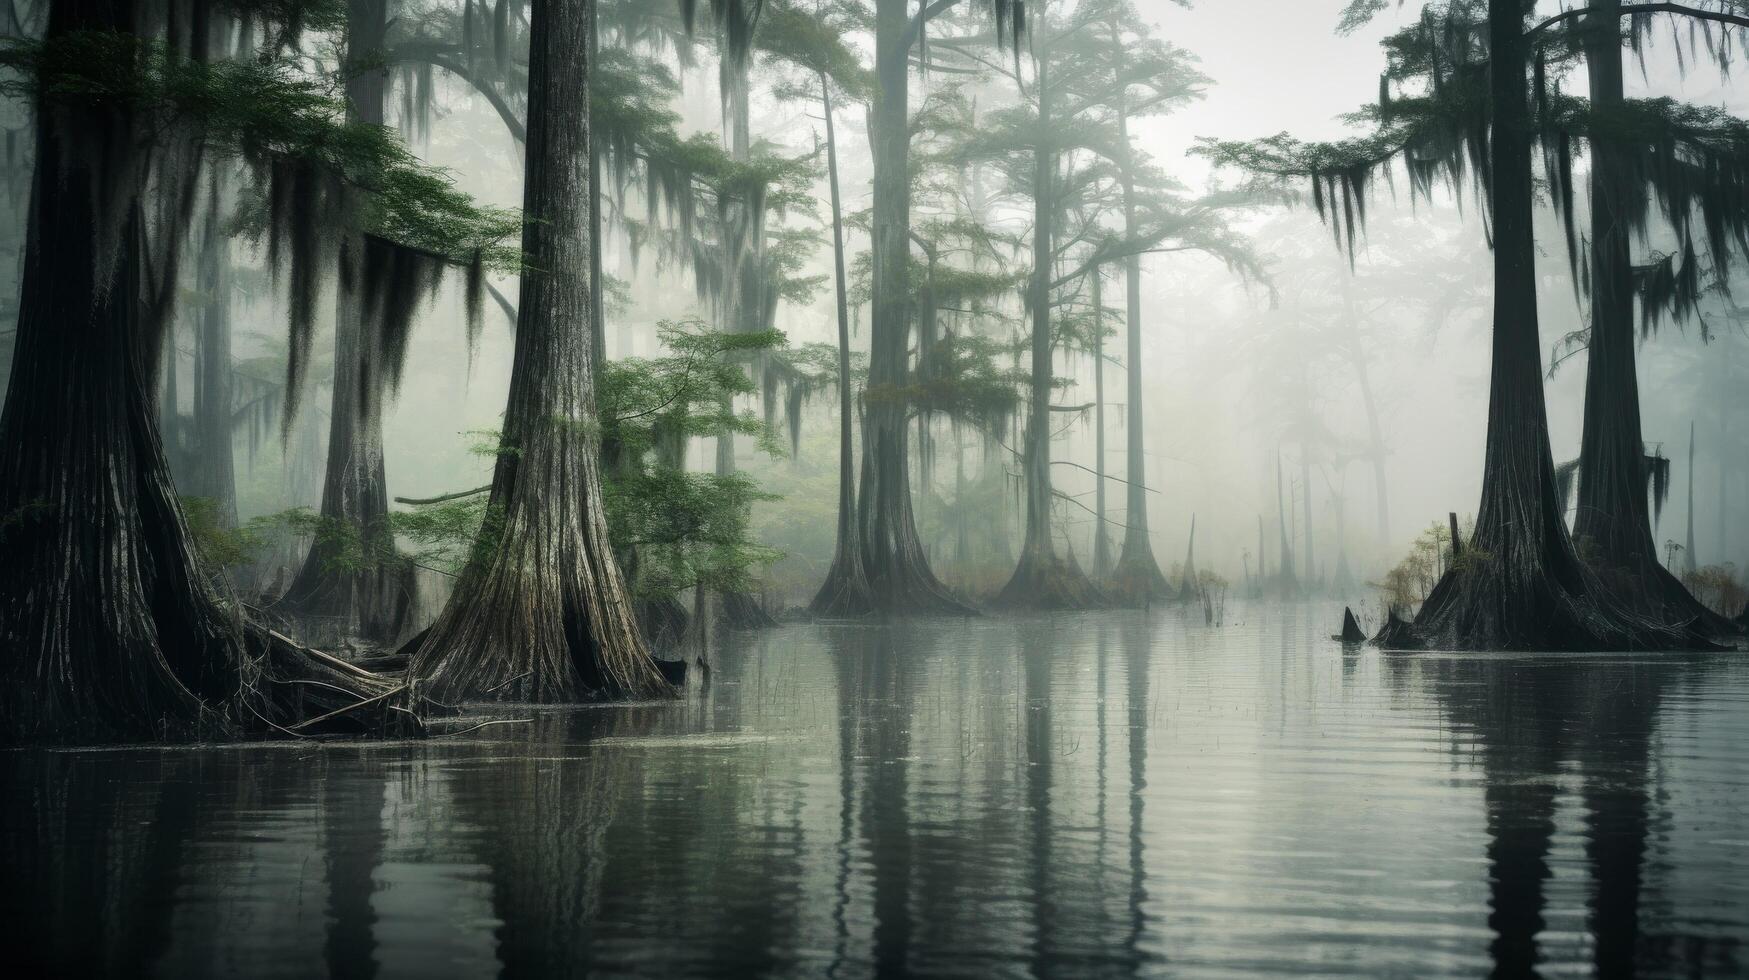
[4, 604, 1747, 977]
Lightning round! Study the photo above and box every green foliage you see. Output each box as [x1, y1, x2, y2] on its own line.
[379, 322, 789, 603]
[0, 31, 521, 267]
[1372, 517, 1475, 610]
[182, 497, 269, 570]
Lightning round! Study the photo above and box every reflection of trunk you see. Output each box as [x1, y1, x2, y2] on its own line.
[1022, 630, 1055, 975]
[322, 759, 386, 980]
[281, 0, 411, 642]
[995, 63, 1102, 610]
[811, 74, 874, 616]
[1121, 619, 1151, 969]
[0, 0, 241, 739]
[860, 0, 967, 613]
[1380, 0, 1690, 651]
[1107, 94, 1171, 603]
[1572, 0, 1725, 634]
[407, 0, 670, 703]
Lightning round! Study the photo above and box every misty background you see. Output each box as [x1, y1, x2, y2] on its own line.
[5, 0, 1741, 602]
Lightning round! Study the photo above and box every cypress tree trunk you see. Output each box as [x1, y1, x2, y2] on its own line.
[1301, 441, 1316, 592]
[810, 74, 874, 616]
[1276, 452, 1298, 596]
[1571, 0, 1729, 635]
[714, 39, 778, 629]
[995, 60, 1102, 610]
[279, 0, 413, 641]
[1685, 422, 1699, 575]
[859, 0, 968, 613]
[1107, 96, 1171, 604]
[1381, 0, 1688, 651]
[407, 0, 670, 703]
[1092, 267, 1113, 579]
[183, 175, 238, 528]
[0, 0, 243, 740]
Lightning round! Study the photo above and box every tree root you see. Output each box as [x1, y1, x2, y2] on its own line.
[1370, 556, 1720, 653]
[994, 546, 1110, 610]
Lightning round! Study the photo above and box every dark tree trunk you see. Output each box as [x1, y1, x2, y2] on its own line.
[1107, 99, 1171, 604]
[0, 0, 243, 740]
[1379, 0, 1691, 651]
[811, 74, 874, 617]
[406, 0, 670, 703]
[995, 60, 1102, 610]
[1571, 0, 1730, 636]
[279, 0, 413, 642]
[1685, 422, 1699, 575]
[858, 0, 970, 614]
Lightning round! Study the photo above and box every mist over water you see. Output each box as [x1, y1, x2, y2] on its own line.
[6, 606, 1745, 977]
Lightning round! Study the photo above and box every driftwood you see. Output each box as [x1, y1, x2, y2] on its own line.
[255, 627, 425, 738]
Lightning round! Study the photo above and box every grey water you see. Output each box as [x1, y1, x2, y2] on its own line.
[4, 604, 1747, 978]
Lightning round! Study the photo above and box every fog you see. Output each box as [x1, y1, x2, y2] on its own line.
[164, 0, 1742, 613]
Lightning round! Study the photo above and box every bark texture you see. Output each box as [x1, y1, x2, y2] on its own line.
[406, 0, 671, 703]
[0, 0, 242, 740]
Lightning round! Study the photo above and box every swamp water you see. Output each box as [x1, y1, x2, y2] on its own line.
[4, 604, 1747, 977]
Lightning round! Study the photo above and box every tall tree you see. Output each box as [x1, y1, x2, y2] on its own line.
[0, 0, 239, 738]
[1569, 0, 1741, 635]
[853, 0, 1025, 613]
[407, 0, 671, 702]
[1204, 0, 1738, 649]
[1097, 1, 1213, 604]
[279, 0, 418, 641]
[0, 0, 501, 737]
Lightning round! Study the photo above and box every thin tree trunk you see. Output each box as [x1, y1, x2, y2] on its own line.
[811, 73, 874, 616]
[1092, 265, 1113, 579]
[1276, 452, 1297, 596]
[186, 173, 238, 529]
[995, 57, 1101, 610]
[1301, 442, 1315, 591]
[280, 0, 412, 641]
[1107, 85, 1170, 603]
[407, 0, 670, 703]
[858, 0, 968, 613]
[1685, 422, 1699, 575]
